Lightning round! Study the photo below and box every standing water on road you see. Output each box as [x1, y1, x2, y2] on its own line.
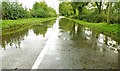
[1, 18, 120, 69]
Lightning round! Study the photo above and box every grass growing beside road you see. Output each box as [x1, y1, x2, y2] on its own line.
[67, 18, 120, 38]
[2, 17, 57, 35]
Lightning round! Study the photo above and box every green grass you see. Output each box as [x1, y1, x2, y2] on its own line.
[66, 18, 120, 38]
[2, 17, 57, 35]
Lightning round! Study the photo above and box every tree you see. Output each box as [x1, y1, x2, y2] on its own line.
[31, 2, 56, 18]
[59, 2, 74, 16]
[113, 1, 120, 24]
[71, 2, 89, 15]
[2, 2, 28, 20]
[107, 2, 112, 24]
[59, 1, 119, 24]
[95, 1, 102, 14]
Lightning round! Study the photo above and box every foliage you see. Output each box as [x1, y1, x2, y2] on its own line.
[31, 2, 56, 18]
[2, 2, 28, 20]
[2, 2, 57, 20]
[71, 2, 89, 15]
[112, 2, 120, 24]
[59, 2, 74, 16]
[59, 1, 120, 24]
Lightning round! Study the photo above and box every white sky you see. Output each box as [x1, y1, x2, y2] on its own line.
[17, 0, 59, 14]
[5, 0, 59, 14]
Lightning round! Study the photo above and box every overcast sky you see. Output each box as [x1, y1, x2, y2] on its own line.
[9, 0, 59, 14]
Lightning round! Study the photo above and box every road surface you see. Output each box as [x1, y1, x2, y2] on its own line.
[1, 17, 119, 70]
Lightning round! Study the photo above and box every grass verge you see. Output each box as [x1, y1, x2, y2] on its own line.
[2, 17, 57, 35]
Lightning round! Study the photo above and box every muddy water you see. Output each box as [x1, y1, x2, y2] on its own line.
[1, 18, 120, 69]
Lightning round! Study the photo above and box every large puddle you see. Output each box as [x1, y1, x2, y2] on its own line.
[1, 18, 120, 52]
[1, 17, 120, 69]
[1, 20, 56, 50]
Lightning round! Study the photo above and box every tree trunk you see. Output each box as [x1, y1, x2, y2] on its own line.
[95, 2, 102, 14]
[105, 2, 109, 14]
[73, 8, 76, 15]
[107, 2, 112, 24]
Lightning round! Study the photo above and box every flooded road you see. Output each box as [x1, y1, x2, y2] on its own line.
[1, 17, 120, 69]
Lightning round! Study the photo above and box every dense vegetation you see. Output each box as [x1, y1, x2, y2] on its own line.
[59, 1, 120, 24]
[2, 2, 28, 20]
[59, 1, 120, 38]
[2, 2, 57, 20]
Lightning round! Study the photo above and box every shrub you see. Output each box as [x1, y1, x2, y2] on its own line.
[2, 2, 28, 20]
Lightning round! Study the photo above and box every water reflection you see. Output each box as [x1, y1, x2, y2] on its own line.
[33, 20, 55, 37]
[1, 18, 120, 53]
[107, 37, 118, 50]
[83, 27, 92, 40]
[1, 20, 55, 50]
[2, 28, 28, 50]
[59, 18, 120, 53]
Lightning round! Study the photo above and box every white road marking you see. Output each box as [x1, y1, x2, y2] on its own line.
[31, 18, 59, 70]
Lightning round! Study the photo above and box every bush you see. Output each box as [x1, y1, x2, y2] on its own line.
[2, 2, 57, 20]
[31, 2, 56, 18]
[48, 12, 56, 17]
[2, 2, 28, 20]
[75, 12, 107, 23]
[111, 14, 120, 24]
[95, 13, 107, 23]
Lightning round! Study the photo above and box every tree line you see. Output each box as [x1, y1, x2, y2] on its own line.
[59, 1, 120, 24]
[2, 2, 57, 20]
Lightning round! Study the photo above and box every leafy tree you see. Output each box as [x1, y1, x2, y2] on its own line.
[2, 2, 28, 20]
[58, 1, 119, 24]
[59, 2, 74, 16]
[95, 2, 102, 14]
[112, 1, 120, 24]
[71, 2, 89, 15]
[2, 2, 56, 20]
[31, 2, 56, 18]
